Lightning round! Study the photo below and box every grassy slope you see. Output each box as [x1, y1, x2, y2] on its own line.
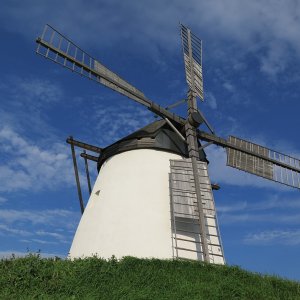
[1, 255, 299, 300]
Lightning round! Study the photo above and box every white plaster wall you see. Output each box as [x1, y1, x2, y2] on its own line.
[69, 149, 183, 259]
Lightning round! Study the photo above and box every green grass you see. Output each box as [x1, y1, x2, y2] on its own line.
[1, 254, 299, 299]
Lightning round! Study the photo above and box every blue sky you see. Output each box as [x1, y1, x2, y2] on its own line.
[0, 0, 300, 281]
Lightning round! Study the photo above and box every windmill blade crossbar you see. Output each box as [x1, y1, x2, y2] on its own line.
[227, 136, 300, 189]
[180, 24, 204, 101]
[36, 24, 185, 126]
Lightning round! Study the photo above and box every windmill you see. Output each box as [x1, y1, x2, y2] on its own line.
[36, 24, 300, 264]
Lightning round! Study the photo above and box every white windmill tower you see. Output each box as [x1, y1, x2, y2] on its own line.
[36, 24, 300, 264]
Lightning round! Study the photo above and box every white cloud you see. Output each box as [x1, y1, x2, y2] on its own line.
[222, 82, 235, 93]
[0, 77, 64, 140]
[244, 229, 300, 246]
[0, 208, 77, 250]
[205, 92, 218, 110]
[87, 97, 154, 145]
[0, 208, 78, 247]
[0, 209, 78, 228]
[36, 230, 66, 242]
[219, 213, 300, 225]
[253, 195, 300, 211]
[0, 224, 32, 237]
[0, 196, 7, 204]
[217, 201, 248, 213]
[0, 126, 74, 192]
[0, 77, 62, 111]
[260, 42, 288, 77]
[0, 223, 71, 244]
[197, 0, 300, 76]
[1, 0, 299, 77]
[17, 78, 62, 106]
[29, 239, 59, 245]
[217, 192, 300, 226]
[218, 194, 300, 214]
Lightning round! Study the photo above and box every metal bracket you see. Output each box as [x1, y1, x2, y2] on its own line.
[67, 136, 101, 214]
[197, 108, 215, 135]
[164, 117, 186, 143]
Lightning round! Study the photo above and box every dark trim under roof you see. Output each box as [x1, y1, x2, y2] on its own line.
[97, 119, 207, 171]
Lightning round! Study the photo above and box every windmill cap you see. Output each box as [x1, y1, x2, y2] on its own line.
[97, 119, 208, 171]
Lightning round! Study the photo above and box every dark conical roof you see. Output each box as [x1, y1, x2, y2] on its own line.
[97, 119, 207, 170]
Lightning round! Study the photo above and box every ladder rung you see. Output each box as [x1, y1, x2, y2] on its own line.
[175, 247, 224, 258]
[173, 212, 198, 218]
[174, 201, 197, 207]
[176, 256, 196, 261]
[172, 219, 199, 225]
[171, 178, 209, 185]
[171, 187, 213, 193]
[175, 228, 201, 235]
[172, 218, 218, 228]
[175, 228, 220, 238]
[173, 237, 222, 247]
[175, 246, 202, 254]
[174, 201, 212, 206]
[208, 252, 224, 258]
[172, 193, 197, 198]
[174, 211, 216, 219]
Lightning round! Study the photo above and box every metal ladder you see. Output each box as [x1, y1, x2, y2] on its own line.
[169, 158, 225, 264]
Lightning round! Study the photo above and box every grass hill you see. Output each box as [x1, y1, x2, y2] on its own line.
[1, 254, 299, 299]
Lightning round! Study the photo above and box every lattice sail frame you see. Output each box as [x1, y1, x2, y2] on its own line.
[180, 24, 204, 101]
[36, 24, 186, 126]
[227, 136, 300, 189]
[36, 25, 145, 100]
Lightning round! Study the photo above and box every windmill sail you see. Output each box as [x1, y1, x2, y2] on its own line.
[36, 25, 146, 101]
[36, 24, 185, 126]
[227, 136, 300, 189]
[180, 24, 204, 100]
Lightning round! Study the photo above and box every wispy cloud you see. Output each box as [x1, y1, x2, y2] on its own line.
[260, 42, 288, 78]
[0, 77, 63, 137]
[219, 213, 300, 225]
[11, 77, 62, 107]
[36, 230, 67, 242]
[244, 229, 300, 246]
[0, 209, 78, 248]
[205, 91, 218, 110]
[83, 96, 154, 146]
[217, 201, 248, 213]
[0, 126, 74, 192]
[19, 234, 70, 246]
[0, 196, 7, 205]
[1, 0, 300, 77]
[196, 0, 300, 77]
[0, 223, 71, 244]
[0, 209, 78, 228]
[29, 239, 59, 245]
[217, 192, 300, 227]
[218, 194, 300, 214]
[0, 224, 32, 237]
[222, 81, 235, 93]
